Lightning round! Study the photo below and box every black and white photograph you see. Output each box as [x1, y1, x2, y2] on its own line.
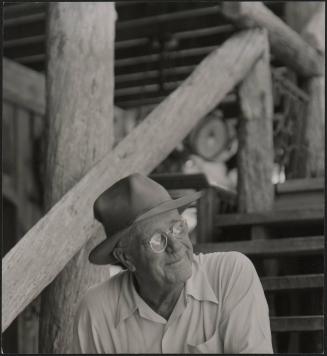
[2, 1, 325, 354]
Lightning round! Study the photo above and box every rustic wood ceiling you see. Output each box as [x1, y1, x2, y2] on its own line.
[3, 2, 285, 111]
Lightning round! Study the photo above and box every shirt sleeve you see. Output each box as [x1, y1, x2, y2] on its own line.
[218, 252, 273, 354]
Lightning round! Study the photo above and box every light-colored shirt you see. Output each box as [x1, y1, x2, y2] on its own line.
[73, 251, 273, 353]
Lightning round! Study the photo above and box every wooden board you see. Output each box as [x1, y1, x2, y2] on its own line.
[276, 177, 324, 194]
[194, 235, 324, 256]
[270, 316, 323, 332]
[261, 274, 324, 291]
[214, 208, 323, 228]
[2, 28, 267, 333]
[3, 58, 45, 115]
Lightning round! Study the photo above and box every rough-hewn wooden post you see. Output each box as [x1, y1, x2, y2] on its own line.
[300, 4, 325, 178]
[238, 30, 274, 214]
[237, 30, 277, 348]
[39, 3, 116, 353]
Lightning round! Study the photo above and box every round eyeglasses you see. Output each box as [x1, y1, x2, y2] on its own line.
[148, 218, 188, 253]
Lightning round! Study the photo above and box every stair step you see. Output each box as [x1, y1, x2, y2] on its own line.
[261, 274, 324, 291]
[214, 208, 323, 228]
[270, 315, 323, 332]
[276, 177, 324, 194]
[194, 236, 324, 256]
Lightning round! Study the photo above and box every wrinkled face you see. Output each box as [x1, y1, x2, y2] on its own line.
[127, 209, 194, 287]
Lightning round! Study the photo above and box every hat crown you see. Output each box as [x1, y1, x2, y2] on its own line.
[94, 173, 171, 236]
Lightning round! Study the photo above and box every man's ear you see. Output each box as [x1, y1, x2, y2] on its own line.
[113, 247, 136, 272]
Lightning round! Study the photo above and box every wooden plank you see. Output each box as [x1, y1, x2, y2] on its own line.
[151, 173, 209, 190]
[276, 178, 324, 194]
[194, 235, 324, 256]
[270, 316, 323, 332]
[4, 35, 46, 49]
[261, 274, 324, 291]
[3, 57, 45, 115]
[274, 193, 324, 211]
[4, 13, 45, 27]
[214, 208, 323, 228]
[117, 6, 220, 32]
[220, 2, 324, 77]
[2, 29, 268, 333]
[116, 45, 217, 68]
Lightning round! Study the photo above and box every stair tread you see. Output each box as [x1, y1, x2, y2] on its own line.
[194, 235, 324, 256]
[214, 208, 323, 227]
[261, 273, 324, 290]
[270, 315, 324, 331]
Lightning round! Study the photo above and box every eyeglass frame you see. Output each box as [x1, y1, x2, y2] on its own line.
[144, 217, 189, 254]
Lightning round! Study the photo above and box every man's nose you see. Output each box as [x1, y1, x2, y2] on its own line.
[165, 234, 183, 253]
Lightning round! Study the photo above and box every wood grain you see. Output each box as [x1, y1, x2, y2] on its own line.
[220, 2, 324, 77]
[38, 3, 116, 354]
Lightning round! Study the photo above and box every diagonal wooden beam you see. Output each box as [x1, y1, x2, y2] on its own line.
[2, 28, 267, 332]
[220, 2, 324, 77]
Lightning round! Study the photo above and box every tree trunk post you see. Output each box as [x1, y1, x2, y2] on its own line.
[39, 3, 116, 353]
[237, 29, 277, 349]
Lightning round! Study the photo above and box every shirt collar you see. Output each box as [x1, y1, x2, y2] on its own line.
[115, 271, 137, 328]
[115, 255, 218, 327]
[185, 256, 219, 305]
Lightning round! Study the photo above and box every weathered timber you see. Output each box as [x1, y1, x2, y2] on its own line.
[300, 4, 325, 178]
[3, 58, 45, 115]
[261, 274, 324, 291]
[214, 208, 323, 227]
[193, 235, 324, 256]
[220, 2, 324, 77]
[38, 3, 116, 354]
[238, 28, 274, 214]
[2, 29, 267, 333]
[270, 316, 324, 332]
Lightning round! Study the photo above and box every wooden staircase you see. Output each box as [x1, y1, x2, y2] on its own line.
[151, 173, 324, 353]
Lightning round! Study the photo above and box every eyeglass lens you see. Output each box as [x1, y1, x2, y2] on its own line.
[149, 219, 187, 253]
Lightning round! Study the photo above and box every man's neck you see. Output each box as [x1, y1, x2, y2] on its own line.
[132, 274, 184, 320]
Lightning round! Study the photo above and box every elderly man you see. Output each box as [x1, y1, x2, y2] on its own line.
[73, 173, 273, 353]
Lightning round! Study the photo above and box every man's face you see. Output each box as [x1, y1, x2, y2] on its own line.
[127, 209, 193, 287]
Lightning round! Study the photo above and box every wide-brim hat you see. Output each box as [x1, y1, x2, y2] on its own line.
[89, 173, 202, 265]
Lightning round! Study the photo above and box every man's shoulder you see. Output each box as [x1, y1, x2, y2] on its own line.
[193, 251, 255, 288]
[77, 270, 127, 314]
[194, 250, 252, 271]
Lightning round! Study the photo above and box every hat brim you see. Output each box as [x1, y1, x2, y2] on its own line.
[89, 190, 202, 265]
